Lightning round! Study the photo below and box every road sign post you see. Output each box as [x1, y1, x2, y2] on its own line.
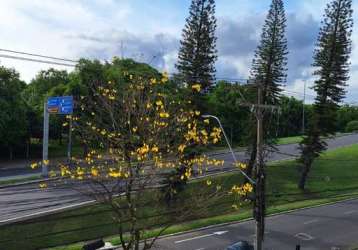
[42, 96, 74, 177]
[67, 117, 72, 164]
[42, 102, 49, 177]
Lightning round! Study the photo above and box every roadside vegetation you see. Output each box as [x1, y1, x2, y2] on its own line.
[1, 144, 358, 250]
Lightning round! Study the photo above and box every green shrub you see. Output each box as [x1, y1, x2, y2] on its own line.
[345, 120, 358, 132]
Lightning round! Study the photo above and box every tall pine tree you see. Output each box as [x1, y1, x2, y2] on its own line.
[245, 0, 288, 178]
[176, 0, 217, 93]
[298, 0, 353, 190]
[163, 0, 217, 204]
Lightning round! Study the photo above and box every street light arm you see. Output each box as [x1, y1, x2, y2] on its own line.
[202, 115, 256, 185]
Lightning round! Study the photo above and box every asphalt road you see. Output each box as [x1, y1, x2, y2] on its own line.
[1, 134, 358, 226]
[153, 198, 358, 250]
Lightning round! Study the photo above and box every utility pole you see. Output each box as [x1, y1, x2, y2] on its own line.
[254, 86, 265, 250]
[241, 81, 279, 250]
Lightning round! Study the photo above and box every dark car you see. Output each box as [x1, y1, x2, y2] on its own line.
[226, 241, 254, 250]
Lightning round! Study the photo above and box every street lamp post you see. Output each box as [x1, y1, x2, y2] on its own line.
[202, 115, 255, 185]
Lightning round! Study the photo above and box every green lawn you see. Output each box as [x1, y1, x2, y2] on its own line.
[1, 144, 358, 250]
[0, 175, 42, 186]
[276, 136, 303, 145]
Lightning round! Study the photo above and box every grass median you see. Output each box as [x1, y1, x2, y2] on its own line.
[1, 144, 358, 250]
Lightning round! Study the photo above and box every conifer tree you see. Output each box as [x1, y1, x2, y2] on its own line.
[176, 0, 217, 93]
[246, 0, 288, 178]
[298, 0, 353, 190]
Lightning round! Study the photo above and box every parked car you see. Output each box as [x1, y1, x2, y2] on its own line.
[226, 241, 254, 250]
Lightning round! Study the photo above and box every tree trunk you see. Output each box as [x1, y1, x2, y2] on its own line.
[82, 143, 89, 158]
[298, 162, 311, 190]
[245, 140, 257, 180]
[26, 139, 30, 159]
[9, 146, 13, 160]
[134, 230, 140, 250]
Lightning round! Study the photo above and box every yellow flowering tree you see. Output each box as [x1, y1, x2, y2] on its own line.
[33, 70, 253, 250]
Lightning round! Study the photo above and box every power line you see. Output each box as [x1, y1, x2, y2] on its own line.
[0, 48, 78, 63]
[0, 48, 355, 106]
[0, 54, 76, 67]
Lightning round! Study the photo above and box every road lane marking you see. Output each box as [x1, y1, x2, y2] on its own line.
[194, 248, 205, 250]
[295, 233, 314, 241]
[303, 219, 319, 225]
[174, 231, 228, 244]
[0, 200, 95, 225]
[344, 210, 356, 215]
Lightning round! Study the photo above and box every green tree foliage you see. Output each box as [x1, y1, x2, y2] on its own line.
[23, 68, 71, 143]
[345, 120, 358, 132]
[0, 66, 28, 159]
[277, 96, 309, 137]
[337, 105, 358, 131]
[299, 0, 353, 190]
[176, 0, 217, 94]
[206, 81, 251, 145]
[246, 0, 288, 177]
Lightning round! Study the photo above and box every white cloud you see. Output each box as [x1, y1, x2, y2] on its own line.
[0, 0, 357, 103]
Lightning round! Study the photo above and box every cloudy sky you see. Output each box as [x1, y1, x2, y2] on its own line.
[0, 0, 357, 103]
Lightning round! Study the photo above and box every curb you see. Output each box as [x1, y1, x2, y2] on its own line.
[0, 176, 62, 189]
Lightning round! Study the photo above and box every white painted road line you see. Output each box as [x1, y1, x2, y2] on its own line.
[194, 248, 205, 250]
[0, 200, 95, 225]
[303, 219, 319, 225]
[174, 231, 228, 244]
[295, 233, 314, 241]
[344, 210, 356, 215]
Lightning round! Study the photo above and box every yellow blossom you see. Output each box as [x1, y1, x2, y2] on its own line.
[243, 183, 253, 193]
[178, 144, 186, 153]
[76, 167, 84, 176]
[204, 119, 210, 124]
[43, 159, 49, 166]
[132, 127, 138, 133]
[206, 179, 212, 186]
[235, 162, 247, 170]
[109, 171, 121, 178]
[159, 112, 170, 118]
[137, 143, 150, 155]
[30, 162, 38, 169]
[155, 100, 163, 107]
[150, 78, 157, 84]
[161, 72, 169, 83]
[39, 182, 47, 189]
[151, 145, 159, 153]
[91, 167, 99, 177]
[191, 84, 201, 92]
[49, 170, 57, 178]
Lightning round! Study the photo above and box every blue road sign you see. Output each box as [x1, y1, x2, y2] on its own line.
[47, 96, 73, 114]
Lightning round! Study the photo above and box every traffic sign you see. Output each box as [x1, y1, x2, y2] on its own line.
[47, 96, 73, 114]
